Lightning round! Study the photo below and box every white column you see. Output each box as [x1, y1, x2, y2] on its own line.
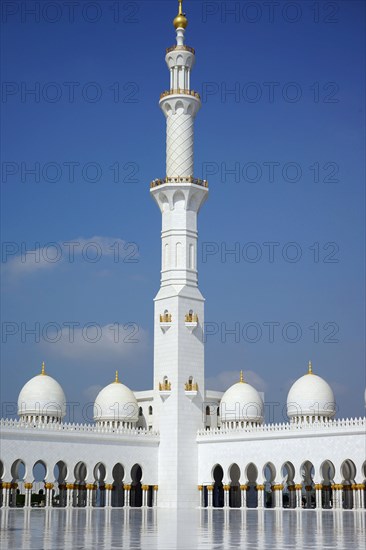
[207, 486, 213, 508]
[86, 485, 95, 507]
[332, 485, 340, 509]
[295, 484, 302, 508]
[223, 485, 230, 508]
[45, 483, 54, 507]
[105, 485, 113, 507]
[24, 483, 32, 507]
[3, 484, 10, 507]
[123, 484, 131, 507]
[142, 485, 149, 507]
[198, 486, 203, 507]
[314, 484, 322, 509]
[257, 485, 265, 509]
[153, 486, 158, 507]
[360, 485, 365, 509]
[272, 484, 283, 508]
[240, 485, 247, 508]
[66, 484, 74, 508]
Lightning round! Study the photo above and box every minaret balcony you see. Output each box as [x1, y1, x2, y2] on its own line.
[160, 312, 172, 333]
[150, 176, 208, 189]
[166, 45, 195, 54]
[159, 381, 172, 401]
[160, 89, 200, 100]
[185, 382, 198, 400]
[185, 312, 198, 332]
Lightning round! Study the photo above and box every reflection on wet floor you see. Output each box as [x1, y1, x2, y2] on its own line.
[0, 508, 365, 550]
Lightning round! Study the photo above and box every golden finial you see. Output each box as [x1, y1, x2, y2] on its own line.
[308, 361, 313, 375]
[239, 370, 244, 383]
[41, 361, 46, 375]
[173, 0, 188, 29]
[114, 370, 120, 384]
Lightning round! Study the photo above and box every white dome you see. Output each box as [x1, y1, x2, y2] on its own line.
[287, 362, 336, 420]
[220, 373, 264, 424]
[18, 363, 66, 420]
[94, 372, 138, 424]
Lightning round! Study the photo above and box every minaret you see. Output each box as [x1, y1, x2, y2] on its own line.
[150, 0, 208, 508]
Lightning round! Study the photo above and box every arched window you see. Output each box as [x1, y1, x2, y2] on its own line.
[148, 406, 153, 415]
[206, 406, 210, 416]
[139, 407, 143, 417]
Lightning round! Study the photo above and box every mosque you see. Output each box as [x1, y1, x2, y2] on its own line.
[1, 1, 365, 511]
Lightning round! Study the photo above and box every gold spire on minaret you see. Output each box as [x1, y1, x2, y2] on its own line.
[239, 370, 244, 383]
[114, 370, 120, 384]
[173, 0, 188, 29]
[308, 361, 313, 375]
[41, 361, 46, 375]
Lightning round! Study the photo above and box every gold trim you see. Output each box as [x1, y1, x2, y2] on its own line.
[308, 360, 313, 375]
[141, 485, 150, 491]
[240, 485, 248, 490]
[151, 176, 208, 189]
[160, 89, 200, 100]
[166, 45, 195, 55]
[41, 361, 46, 375]
[24, 483, 33, 490]
[153, 485, 159, 491]
[123, 484, 131, 491]
[44, 483, 54, 490]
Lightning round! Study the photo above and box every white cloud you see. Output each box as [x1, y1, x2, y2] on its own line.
[2, 236, 138, 277]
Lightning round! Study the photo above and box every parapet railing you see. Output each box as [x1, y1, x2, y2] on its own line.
[160, 89, 200, 100]
[0, 418, 159, 437]
[150, 176, 208, 189]
[166, 45, 195, 54]
[197, 417, 366, 437]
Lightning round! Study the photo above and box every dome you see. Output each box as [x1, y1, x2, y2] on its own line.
[220, 371, 264, 425]
[18, 362, 66, 422]
[94, 371, 139, 426]
[287, 362, 336, 421]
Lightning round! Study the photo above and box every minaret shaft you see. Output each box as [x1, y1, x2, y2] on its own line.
[150, 1, 209, 508]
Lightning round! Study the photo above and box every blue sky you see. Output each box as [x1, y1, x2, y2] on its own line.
[1, 0, 365, 422]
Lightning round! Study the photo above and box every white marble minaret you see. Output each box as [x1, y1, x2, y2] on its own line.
[150, 0, 208, 508]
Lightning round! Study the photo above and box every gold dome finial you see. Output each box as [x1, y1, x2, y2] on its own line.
[114, 370, 120, 384]
[239, 370, 244, 383]
[308, 361, 313, 375]
[41, 361, 46, 375]
[173, 0, 188, 29]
